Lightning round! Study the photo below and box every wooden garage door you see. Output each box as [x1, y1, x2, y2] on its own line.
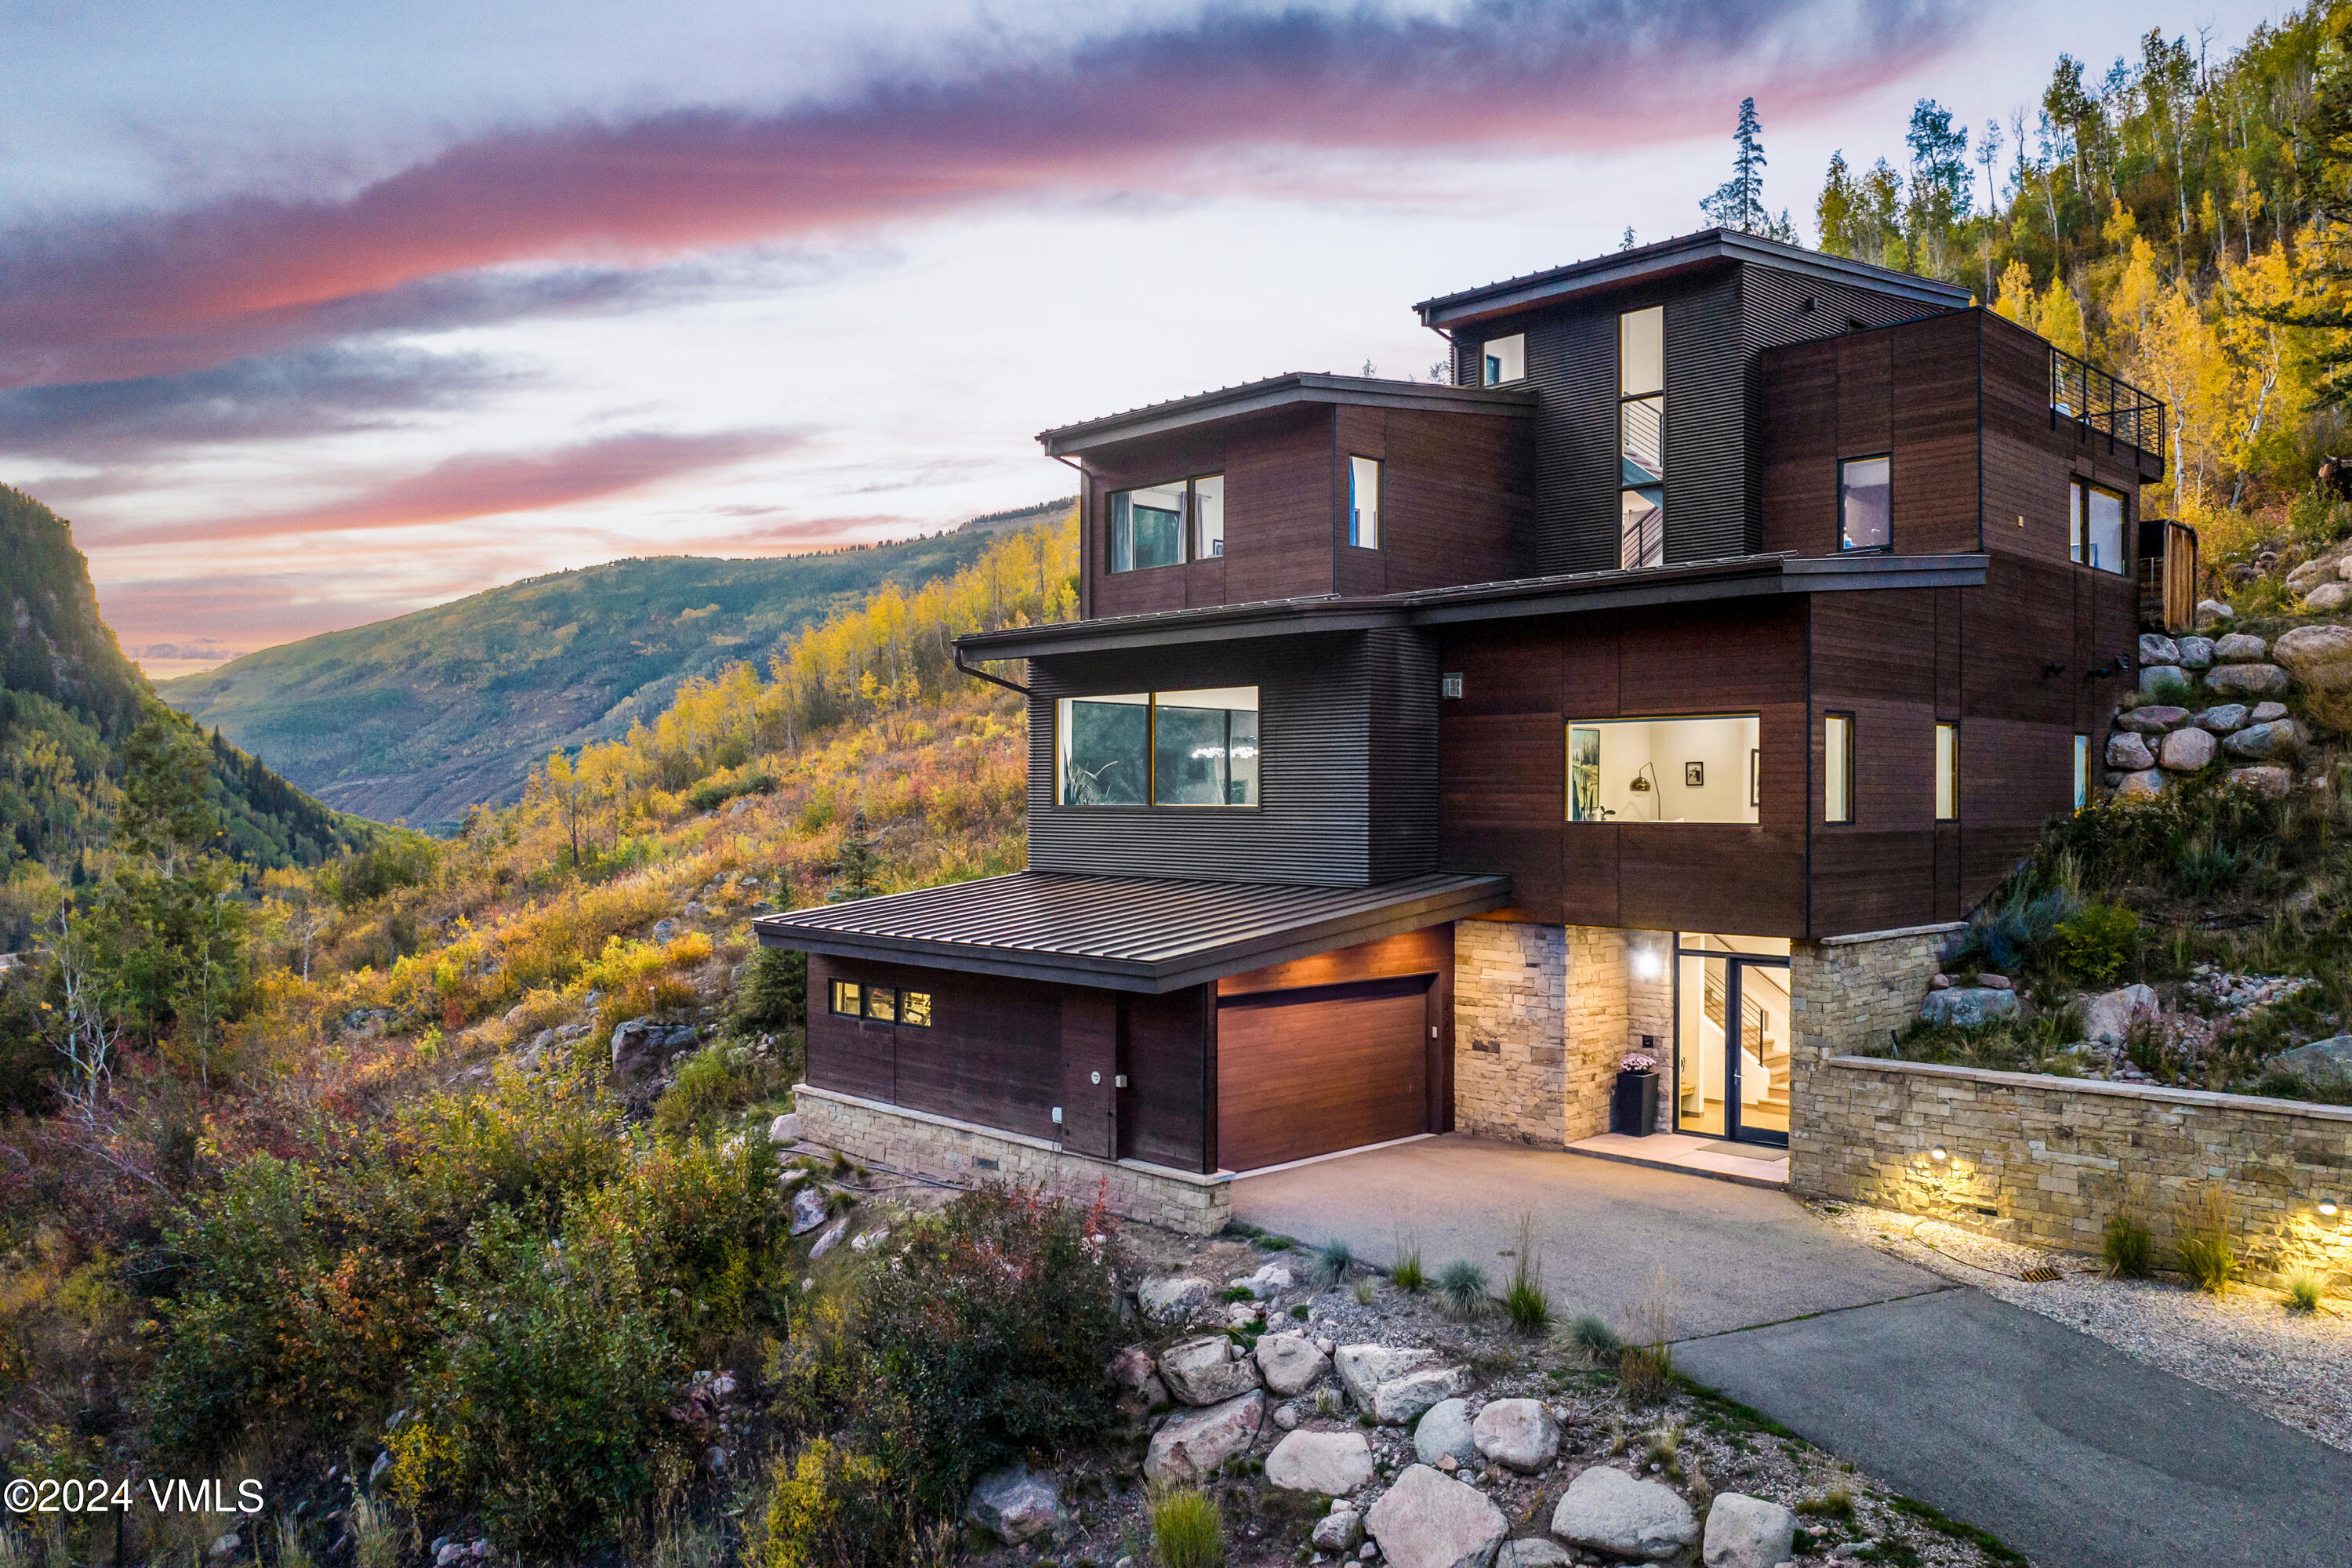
[1218, 975, 1431, 1172]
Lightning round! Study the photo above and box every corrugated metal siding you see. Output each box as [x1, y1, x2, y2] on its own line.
[1453, 260, 1951, 575]
[1027, 633, 1385, 885]
[1367, 628, 1439, 880]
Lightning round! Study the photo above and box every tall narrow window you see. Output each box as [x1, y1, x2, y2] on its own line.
[1619, 306, 1665, 568]
[1192, 474, 1225, 559]
[1838, 456, 1891, 551]
[2072, 733, 2089, 811]
[2070, 480, 2125, 574]
[1348, 456, 1381, 548]
[1824, 714, 1853, 822]
[1935, 723, 1958, 821]
[1482, 334, 1525, 385]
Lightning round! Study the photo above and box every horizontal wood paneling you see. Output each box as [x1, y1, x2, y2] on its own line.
[1217, 976, 1432, 1170]
[808, 957, 1062, 1141]
[1123, 985, 1210, 1172]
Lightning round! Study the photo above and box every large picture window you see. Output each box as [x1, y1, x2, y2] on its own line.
[1619, 306, 1665, 568]
[1110, 475, 1221, 572]
[1839, 456, 1891, 551]
[2070, 480, 2125, 574]
[1057, 688, 1260, 808]
[1566, 714, 1760, 824]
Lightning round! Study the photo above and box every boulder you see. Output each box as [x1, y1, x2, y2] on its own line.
[768, 1112, 800, 1143]
[1231, 1260, 1296, 1299]
[1471, 1398, 1559, 1473]
[1549, 1465, 1698, 1560]
[2269, 1035, 2352, 1091]
[1363, 1465, 1510, 1568]
[963, 1462, 1061, 1544]
[1919, 987, 2020, 1027]
[1335, 1345, 1433, 1410]
[1373, 1364, 1473, 1426]
[2138, 633, 2180, 666]
[2105, 732, 2155, 771]
[2136, 665, 2190, 697]
[2252, 700, 2290, 723]
[2194, 597, 2232, 626]
[2114, 768, 2169, 802]
[2158, 727, 2216, 771]
[2082, 984, 2159, 1046]
[1272, 1403, 1300, 1430]
[1144, 1392, 1265, 1486]
[2306, 582, 2352, 613]
[2274, 622, 2352, 692]
[2175, 635, 2216, 670]
[808, 1217, 851, 1258]
[1976, 973, 2014, 991]
[2116, 705, 2189, 734]
[1312, 1508, 1367, 1553]
[2205, 662, 2289, 697]
[789, 1185, 829, 1236]
[652, 917, 678, 942]
[610, 1017, 666, 1085]
[2228, 765, 2292, 799]
[1265, 1429, 1375, 1494]
[2212, 631, 2270, 663]
[2193, 703, 2249, 732]
[1254, 1334, 1332, 1396]
[1138, 1276, 1213, 1319]
[1160, 1336, 1261, 1406]
[2288, 559, 2335, 593]
[1701, 1494, 1798, 1568]
[1414, 1399, 1479, 1468]
[2223, 720, 2303, 760]
[1495, 1542, 1574, 1568]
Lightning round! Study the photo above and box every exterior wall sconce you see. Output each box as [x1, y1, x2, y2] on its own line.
[1929, 1147, 1948, 1163]
[2320, 1199, 2340, 1218]
[1630, 942, 1664, 982]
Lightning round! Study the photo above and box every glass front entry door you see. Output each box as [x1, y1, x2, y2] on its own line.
[1673, 935, 1791, 1148]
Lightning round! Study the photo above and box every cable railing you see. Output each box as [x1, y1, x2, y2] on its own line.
[2051, 347, 2166, 460]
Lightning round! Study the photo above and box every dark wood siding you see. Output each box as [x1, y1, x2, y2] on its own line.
[807, 956, 1062, 1140]
[1123, 985, 1213, 1172]
[1436, 600, 1809, 936]
[1029, 630, 1439, 886]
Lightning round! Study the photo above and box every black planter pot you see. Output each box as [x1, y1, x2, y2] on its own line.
[1613, 1069, 1660, 1137]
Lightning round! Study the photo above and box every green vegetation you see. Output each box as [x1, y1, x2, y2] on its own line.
[1148, 1487, 1225, 1568]
[1388, 1247, 1425, 1292]
[2103, 1211, 2158, 1279]
[2175, 1185, 2240, 1293]
[1436, 1259, 1487, 1318]
[1504, 1213, 1552, 1335]
[157, 500, 1070, 829]
[1315, 1236, 1354, 1287]
[1555, 1312, 1622, 1362]
[2286, 1269, 2325, 1312]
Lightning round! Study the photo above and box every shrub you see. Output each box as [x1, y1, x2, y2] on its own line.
[734, 947, 807, 1032]
[1389, 1240, 1425, 1293]
[1436, 1260, 1486, 1318]
[388, 1207, 683, 1549]
[749, 1440, 904, 1568]
[1149, 1487, 1225, 1568]
[774, 1183, 1125, 1523]
[2286, 1270, 2325, 1313]
[1796, 1488, 1857, 1521]
[2101, 1212, 2155, 1279]
[1617, 1273, 1677, 1405]
[2174, 1185, 2238, 1294]
[1316, 1238, 1354, 1287]
[2054, 901, 2140, 986]
[1503, 1213, 1551, 1335]
[1555, 1312, 1621, 1361]
[653, 1042, 788, 1137]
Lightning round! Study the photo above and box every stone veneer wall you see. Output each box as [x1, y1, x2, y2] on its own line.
[1801, 1058, 2352, 1283]
[1785, 922, 1961, 1190]
[793, 1083, 1232, 1236]
[1455, 921, 1673, 1145]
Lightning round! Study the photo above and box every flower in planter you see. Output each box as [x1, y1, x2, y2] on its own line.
[1618, 1052, 1657, 1073]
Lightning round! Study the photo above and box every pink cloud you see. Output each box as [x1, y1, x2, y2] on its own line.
[0, 0, 1972, 388]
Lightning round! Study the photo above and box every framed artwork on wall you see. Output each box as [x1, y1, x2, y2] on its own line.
[1684, 761, 1704, 788]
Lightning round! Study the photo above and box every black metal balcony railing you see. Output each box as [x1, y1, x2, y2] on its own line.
[2051, 347, 2166, 459]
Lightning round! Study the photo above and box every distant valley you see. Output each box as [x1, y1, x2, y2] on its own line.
[157, 499, 1071, 828]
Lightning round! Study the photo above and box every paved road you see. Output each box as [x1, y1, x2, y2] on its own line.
[1232, 1133, 1943, 1338]
[1232, 1134, 2352, 1567]
[1678, 1290, 2352, 1568]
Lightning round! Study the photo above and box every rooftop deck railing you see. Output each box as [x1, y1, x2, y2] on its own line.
[2051, 347, 2166, 460]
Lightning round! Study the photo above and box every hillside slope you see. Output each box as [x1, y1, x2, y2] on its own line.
[0, 485, 367, 920]
[158, 501, 1069, 828]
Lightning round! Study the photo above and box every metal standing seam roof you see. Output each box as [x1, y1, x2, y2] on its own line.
[752, 871, 1512, 993]
[1036, 372, 1536, 457]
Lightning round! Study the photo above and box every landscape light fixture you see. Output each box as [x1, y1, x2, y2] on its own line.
[2320, 1199, 2340, 1218]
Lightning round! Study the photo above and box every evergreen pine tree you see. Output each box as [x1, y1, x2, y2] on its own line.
[1701, 97, 1769, 234]
[829, 808, 883, 902]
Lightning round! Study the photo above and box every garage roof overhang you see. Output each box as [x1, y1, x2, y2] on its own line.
[957, 551, 1990, 661]
[753, 871, 1511, 993]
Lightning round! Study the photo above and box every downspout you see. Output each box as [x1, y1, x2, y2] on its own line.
[954, 645, 1032, 698]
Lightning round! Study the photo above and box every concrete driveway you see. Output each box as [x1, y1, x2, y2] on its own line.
[1232, 1134, 2352, 1568]
[1232, 1133, 1944, 1337]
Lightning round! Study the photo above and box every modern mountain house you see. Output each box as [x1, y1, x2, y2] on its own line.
[755, 228, 2177, 1232]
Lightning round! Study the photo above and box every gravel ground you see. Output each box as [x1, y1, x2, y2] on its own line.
[966, 1225, 2018, 1568]
[1813, 1200, 2352, 1454]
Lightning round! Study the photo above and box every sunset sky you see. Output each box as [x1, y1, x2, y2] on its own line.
[3, 0, 2282, 675]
